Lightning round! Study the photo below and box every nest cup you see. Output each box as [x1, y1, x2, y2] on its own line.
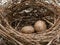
[5, 1, 54, 32]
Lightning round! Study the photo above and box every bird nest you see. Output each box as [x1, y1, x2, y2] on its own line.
[0, 0, 60, 45]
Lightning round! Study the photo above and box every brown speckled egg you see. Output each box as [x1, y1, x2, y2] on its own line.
[21, 26, 34, 34]
[34, 20, 47, 32]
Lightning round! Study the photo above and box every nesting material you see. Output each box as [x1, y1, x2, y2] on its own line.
[34, 20, 47, 32]
[21, 26, 34, 34]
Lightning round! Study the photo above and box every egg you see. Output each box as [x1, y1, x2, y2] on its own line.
[21, 26, 34, 34]
[34, 20, 47, 32]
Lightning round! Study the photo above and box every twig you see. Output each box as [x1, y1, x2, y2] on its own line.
[15, 20, 20, 30]
[47, 36, 57, 45]
[54, 15, 57, 24]
[43, 17, 54, 26]
[0, 29, 23, 45]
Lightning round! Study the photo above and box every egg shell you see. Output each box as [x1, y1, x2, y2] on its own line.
[21, 26, 34, 34]
[34, 20, 47, 32]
